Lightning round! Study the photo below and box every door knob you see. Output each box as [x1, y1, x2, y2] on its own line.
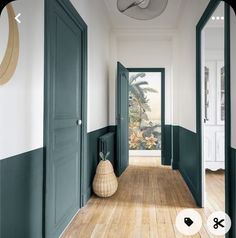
[76, 119, 82, 125]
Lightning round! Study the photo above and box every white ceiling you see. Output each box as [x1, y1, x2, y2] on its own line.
[103, 0, 186, 29]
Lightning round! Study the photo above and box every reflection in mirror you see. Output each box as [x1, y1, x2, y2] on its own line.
[202, 2, 225, 212]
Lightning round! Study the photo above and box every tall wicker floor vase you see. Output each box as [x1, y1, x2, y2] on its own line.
[93, 160, 118, 198]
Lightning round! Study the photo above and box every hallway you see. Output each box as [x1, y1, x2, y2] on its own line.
[0, 1, 235, 237]
[62, 157, 223, 238]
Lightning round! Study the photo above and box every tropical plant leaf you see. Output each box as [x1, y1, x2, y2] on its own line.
[129, 73, 146, 84]
[134, 86, 145, 100]
[140, 103, 151, 112]
[140, 112, 149, 121]
[142, 87, 158, 93]
[129, 86, 143, 101]
[133, 81, 148, 86]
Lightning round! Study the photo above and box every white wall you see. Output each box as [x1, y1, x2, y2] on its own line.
[174, 0, 210, 132]
[0, 0, 111, 159]
[0, 0, 44, 159]
[70, 0, 111, 132]
[109, 30, 175, 125]
[172, 34, 181, 125]
[231, 8, 236, 149]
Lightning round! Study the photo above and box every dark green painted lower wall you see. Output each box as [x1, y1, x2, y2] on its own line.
[163, 125, 172, 165]
[84, 126, 118, 202]
[0, 148, 44, 238]
[172, 126, 202, 205]
[85, 127, 109, 202]
[173, 126, 201, 206]
[172, 126, 180, 169]
[0, 127, 116, 237]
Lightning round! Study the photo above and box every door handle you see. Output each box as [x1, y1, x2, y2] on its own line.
[76, 119, 82, 126]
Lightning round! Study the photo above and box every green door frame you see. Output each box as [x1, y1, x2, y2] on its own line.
[196, 0, 231, 222]
[127, 68, 165, 163]
[44, 0, 87, 236]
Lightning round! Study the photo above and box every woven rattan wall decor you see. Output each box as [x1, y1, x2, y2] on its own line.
[0, 3, 19, 85]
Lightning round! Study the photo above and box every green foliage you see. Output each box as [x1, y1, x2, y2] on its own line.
[129, 73, 160, 150]
[129, 73, 158, 124]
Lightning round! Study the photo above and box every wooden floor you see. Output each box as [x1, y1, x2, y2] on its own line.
[205, 169, 224, 212]
[62, 157, 224, 238]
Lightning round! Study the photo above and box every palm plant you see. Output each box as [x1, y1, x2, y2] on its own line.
[129, 73, 157, 124]
[129, 73, 160, 150]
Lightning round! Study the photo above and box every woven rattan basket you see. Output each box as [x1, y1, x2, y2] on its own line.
[93, 160, 118, 198]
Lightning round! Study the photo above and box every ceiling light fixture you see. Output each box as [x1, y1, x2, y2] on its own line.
[117, 0, 168, 20]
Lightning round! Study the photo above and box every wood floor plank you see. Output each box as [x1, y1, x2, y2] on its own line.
[62, 157, 224, 238]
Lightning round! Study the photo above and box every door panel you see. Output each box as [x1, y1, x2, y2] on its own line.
[55, 155, 78, 223]
[216, 131, 225, 162]
[204, 127, 215, 162]
[45, 0, 82, 237]
[117, 62, 129, 176]
[204, 61, 225, 170]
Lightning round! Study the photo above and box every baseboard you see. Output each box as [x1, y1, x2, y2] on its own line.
[172, 161, 179, 170]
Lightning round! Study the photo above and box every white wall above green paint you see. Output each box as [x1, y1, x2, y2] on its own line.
[173, 0, 210, 132]
[109, 34, 173, 126]
[70, 0, 111, 133]
[0, 0, 44, 160]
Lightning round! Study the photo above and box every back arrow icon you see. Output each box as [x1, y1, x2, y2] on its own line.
[15, 13, 21, 23]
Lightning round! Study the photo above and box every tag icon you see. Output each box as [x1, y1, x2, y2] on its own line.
[184, 217, 194, 227]
[176, 209, 202, 236]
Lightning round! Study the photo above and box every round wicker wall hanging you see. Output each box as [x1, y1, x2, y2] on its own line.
[0, 3, 19, 85]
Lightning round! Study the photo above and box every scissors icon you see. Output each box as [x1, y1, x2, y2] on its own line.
[213, 218, 225, 229]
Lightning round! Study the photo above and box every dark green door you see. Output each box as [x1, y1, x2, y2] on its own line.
[117, 62, 129, 176]
[45, 0, 83, 237]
